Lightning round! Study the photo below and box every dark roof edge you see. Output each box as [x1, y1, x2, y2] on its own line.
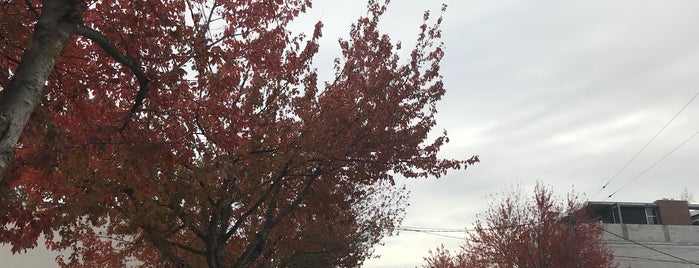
[586, 201, 699, 209]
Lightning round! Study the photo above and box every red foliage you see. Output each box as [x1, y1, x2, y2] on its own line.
[422, 245, 469, 268]
[0, 0, 476, 266]
[423, 183, 616, 268]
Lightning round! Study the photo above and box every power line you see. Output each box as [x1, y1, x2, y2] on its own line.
[400, 219, 557, 234]
[594, 225, 699, 265]
[402, 224, 699, 265]
[615, 255, 693, 264]
[641, 246, 699, 259]
[395, 228, 465, 240]
[591, 90, 699, 200]
[396, 218, 563, 240]
[398, 226, 467, 233]
[605, 128, 699, 200]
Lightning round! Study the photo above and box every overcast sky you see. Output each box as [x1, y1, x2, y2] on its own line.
[343, 0, 699, 267]
[4, 1, 699, 267]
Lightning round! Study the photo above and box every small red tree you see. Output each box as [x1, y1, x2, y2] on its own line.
[422, 245, 468, 268]
[423, 183, 615, 268]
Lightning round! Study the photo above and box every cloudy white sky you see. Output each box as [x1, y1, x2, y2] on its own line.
[4, 1, 699, 267]
[332, 0, 699, 267]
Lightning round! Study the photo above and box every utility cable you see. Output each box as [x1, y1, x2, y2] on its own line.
[395, 227, 465, 240]
[396, 218, 563, 240]
[591, 90, 699, 200]
[399, 219, 559, 234]
[403, 222, 699, 265]
[605, 128, 699, 200]
[398, 226, 468, 233]
[615, 255, 692, 264]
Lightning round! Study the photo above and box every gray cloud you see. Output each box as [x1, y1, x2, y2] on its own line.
[366, 0, 699, 267]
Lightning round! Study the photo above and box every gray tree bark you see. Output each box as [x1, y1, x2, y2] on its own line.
[0, 1, 82, 181]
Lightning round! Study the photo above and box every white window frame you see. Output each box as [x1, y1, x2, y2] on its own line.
[645, 208, 658, 224]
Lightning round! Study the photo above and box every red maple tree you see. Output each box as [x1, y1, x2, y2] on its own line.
[0, 0, 477, 266]
[423, 183, 615, 268]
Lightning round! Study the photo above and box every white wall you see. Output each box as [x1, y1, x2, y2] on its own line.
[604, 224, 699, 268]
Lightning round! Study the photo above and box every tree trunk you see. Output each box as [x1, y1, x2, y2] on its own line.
[0, 0, 81, 181]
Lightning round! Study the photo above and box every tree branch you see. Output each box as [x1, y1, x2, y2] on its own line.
[170, 241, 206, 256]
[74, 24, 150, 129]
[233, 168, 322, 268]
[224, 160, 291, 241]
[0, 0, 80, 181]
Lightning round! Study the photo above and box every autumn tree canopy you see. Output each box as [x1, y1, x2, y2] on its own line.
[422, 183, 615, 268]
[0, 0, 477, 267]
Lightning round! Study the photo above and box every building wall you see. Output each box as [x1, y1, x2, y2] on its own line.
[655, 200, 691, 225]
[603, 224, 699, 268]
